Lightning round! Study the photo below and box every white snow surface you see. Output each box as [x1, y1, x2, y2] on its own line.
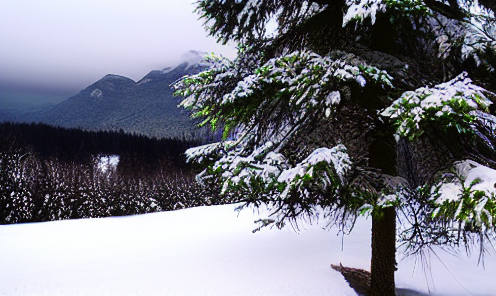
[97, 155, 120, 173]
[90, 88, 103, 99]
[1, 204, 496, 296]
[436, 160, 496, 205]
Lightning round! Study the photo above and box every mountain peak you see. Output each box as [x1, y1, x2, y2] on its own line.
[7, 54, 210, 140]
[180, 50, 205, 69]
[101, 74, 135, 82]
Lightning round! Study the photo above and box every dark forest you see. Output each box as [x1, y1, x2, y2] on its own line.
[0, 122, 231, 224]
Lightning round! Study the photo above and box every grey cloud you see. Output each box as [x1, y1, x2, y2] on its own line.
[0, 0, 236, 106]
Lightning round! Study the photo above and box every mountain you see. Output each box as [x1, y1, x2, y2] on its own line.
[0, 103, 55, 123]
[43, 60, 205, 139]
[2, 52, 210, 140]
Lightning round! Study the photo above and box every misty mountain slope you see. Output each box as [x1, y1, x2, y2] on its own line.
[0, 104, 55, 123]
[38, 61, 206, 140]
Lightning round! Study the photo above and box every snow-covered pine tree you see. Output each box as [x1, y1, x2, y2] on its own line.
[174, 1, 496, 295]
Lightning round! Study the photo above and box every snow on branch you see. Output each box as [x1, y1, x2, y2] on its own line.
[197, 0, 328, 42]
[218, 50, 393, 117]
[343, 0, 432, 27]
[432, 160, 496, 231]
[175, 53, 236, 111]
[428, 7, 496, 67]
[276, 144, 352, 198]
[215, 142, 289, 194]
[381, 71, 493, 140]
[185, 141, 236, 164]
[343, 0, 495, 71]
[175, 49, 393, 141]
[277, 1, 328, 35]
[343, 0, 387, 26]
[474, 110, 496, 133]
[212, 143, 352, 201]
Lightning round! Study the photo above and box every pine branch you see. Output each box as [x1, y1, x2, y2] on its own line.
[479, 0, 496, 14]
[423, 0, 466, 20]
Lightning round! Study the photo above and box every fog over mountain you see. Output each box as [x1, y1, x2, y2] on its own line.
[0, 0, 237, 105]
[0, 51, 212, 140]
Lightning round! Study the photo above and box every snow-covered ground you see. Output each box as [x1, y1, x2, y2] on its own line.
[1, 204, 495, 296]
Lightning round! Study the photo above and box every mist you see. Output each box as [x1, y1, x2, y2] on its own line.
[0, 0, 237, 108]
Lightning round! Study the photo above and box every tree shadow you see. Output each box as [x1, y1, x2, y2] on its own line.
[331, 264, 428, 296]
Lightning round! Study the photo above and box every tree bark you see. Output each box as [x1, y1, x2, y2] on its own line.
[370, 206, 397, 296]
[368, 131, 397, 296]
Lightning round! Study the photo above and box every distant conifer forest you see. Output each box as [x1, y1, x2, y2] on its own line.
[0, 122, 232, 224]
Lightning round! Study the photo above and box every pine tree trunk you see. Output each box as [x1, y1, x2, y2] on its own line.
[370, 206, 396, 296]
[368, 131, 397, 296]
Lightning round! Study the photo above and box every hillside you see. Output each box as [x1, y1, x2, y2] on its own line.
[1, 53, 211, 140]
[38, 61, 205, 139]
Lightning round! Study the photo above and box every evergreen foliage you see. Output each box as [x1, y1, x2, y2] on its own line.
[0, 122, 203, 163]
[174, 1, 496, 294]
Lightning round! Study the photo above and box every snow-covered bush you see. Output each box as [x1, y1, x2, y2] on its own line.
[0, 150, 232, 224]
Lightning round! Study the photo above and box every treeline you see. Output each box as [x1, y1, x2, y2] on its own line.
[0, 122, 204, 165]
[0, 122, 233, 224]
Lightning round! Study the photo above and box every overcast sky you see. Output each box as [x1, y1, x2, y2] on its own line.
[0, 0, 237, 106]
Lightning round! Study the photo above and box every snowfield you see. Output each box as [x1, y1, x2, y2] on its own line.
[1, 204, 495, 296]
